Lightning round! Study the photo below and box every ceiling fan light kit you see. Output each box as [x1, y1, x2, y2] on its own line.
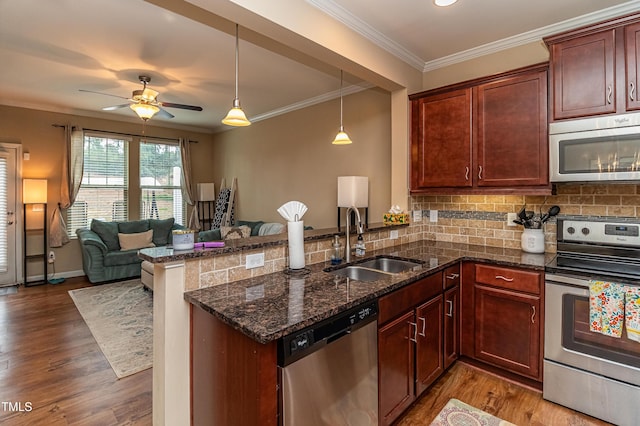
[130, 102, 160, 121]
[332, 70, 352, 145]
[222, 23, 251, 127]
[434, 0, 458, 6]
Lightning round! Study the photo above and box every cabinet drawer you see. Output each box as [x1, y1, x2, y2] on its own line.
[379, 273, 442, 325]
[443, 264, 461, 289]
[474, 264, 541, 294]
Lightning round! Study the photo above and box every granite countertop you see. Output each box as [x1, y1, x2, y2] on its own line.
[183, 240, 554, 344]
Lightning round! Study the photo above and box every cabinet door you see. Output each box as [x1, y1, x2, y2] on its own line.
[550, 29, 616, 119]
[474, 285, 541, 380]
[443, 286, 459, 370]
[411, 89, 472, 189]
[626, 22, 640, 111]
[378, 311, 415, 426]
[476, 70, 548, 187]
[415, 295, 443, 396]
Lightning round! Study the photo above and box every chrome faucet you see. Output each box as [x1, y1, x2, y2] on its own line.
[344, 206, 363, 263]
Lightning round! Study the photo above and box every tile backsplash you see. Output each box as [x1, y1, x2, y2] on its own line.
[409, 183, 640, 253]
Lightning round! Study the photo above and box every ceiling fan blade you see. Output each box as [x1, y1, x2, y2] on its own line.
[79, 89, 130, 100]
[102, 103, 131, 111]
[159, 101, 203, 111]
[156, 107, 175, 119]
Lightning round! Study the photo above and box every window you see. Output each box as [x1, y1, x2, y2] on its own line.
[139, 140, 185, 223]
[67, 133, 129, 235]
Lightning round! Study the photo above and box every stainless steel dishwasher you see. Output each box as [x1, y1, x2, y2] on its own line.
[278, 301, 378, 426]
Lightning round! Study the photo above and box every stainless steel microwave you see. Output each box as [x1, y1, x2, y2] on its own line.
[550, 112, 640, 182]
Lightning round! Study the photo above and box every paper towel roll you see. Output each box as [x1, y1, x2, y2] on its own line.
[287, 220, 305, 269]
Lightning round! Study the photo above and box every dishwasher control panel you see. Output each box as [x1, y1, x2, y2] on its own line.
[278, 301, 378, 366]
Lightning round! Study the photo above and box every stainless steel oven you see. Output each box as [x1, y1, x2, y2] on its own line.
[550, 112, 640, 182]
[544, 218, 640, 425]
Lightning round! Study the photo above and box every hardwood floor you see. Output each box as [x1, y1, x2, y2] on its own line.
[0, 278, 151, 425]
[396, 362, 612, 426]
[0, 279, 615, 426]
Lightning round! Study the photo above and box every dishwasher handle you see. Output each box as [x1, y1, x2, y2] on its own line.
[327, 329, 352, 344]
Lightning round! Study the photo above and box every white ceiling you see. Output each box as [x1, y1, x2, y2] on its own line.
[1, 0, 638, 133]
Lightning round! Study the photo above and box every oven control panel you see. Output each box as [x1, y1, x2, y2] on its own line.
[559, 219, 640, 247]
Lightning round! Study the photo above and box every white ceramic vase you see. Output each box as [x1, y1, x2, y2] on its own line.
[521, 228, 545, 253]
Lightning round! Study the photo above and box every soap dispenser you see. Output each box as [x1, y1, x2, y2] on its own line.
[331, 235, 343, 265]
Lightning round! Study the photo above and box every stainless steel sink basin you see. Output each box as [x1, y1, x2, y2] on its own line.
[358, 257, 422, 273]
[328, 266, 391, 282]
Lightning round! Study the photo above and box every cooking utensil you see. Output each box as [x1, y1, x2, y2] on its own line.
[541, 205, 561, 223]
[517, 206, 528, 221]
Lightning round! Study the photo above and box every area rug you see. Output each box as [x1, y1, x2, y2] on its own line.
[69, 279, 152, 379]
[430, 399, 516, 426]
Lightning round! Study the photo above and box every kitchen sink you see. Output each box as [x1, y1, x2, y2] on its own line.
[327, 266, 391, 282]
[357, 257, 423, 273]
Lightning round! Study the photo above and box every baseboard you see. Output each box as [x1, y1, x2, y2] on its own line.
[25, 269, 86, 283]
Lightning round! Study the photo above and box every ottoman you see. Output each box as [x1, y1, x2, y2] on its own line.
[141, 260, 154, 291]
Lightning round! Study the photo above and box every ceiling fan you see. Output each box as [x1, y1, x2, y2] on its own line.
[80, 75, 203, 121]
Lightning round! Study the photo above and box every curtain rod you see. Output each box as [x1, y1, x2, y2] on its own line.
[51, 124, 198, 143]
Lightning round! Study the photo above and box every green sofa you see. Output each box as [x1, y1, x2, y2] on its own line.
[77, 218, 183, 284]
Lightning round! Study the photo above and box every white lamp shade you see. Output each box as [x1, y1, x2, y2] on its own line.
[23, 179, 47, 204]
[197, 183, 216, 201]
[337, 176, 368, 208]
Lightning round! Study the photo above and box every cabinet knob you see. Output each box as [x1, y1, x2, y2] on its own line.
[631, 82, 636, 102]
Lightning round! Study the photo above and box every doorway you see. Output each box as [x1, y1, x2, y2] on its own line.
[0, 143, 21, 287]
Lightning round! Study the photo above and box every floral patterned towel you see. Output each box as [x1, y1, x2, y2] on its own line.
[625, 286, 640, 342]
[589, 280, 625, 338]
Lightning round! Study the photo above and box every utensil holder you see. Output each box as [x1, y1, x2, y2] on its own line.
[521, 228, 545, 253]
[287, 220, 305, 269]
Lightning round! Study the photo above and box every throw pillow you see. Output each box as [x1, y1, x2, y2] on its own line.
[149, 218, 175, 246]
[119, 219, 150, 234]
[118, 229, 155, 250]
[220, 225, 251, 240]
[90, 220, 120, 251]
[258, 222, 285, 236]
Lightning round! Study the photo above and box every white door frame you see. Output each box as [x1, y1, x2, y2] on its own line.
[0, 142, 22, 287]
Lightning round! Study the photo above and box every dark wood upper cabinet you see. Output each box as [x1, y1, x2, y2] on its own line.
[411, 89, 472, 189]
[545, 13, 640, 120]
[476, 69, 548, 187]
[409, 64, 549, 194]
[626, 21, 640, 112]
[548, 30, 616, 119]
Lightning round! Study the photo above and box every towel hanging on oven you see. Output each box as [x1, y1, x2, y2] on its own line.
[589, 280, 625, 338]
[625, 286, 640, 343]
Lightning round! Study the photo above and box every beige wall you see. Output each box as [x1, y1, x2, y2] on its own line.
[211, 88, 392, 229]
[0, 105, 215, 278]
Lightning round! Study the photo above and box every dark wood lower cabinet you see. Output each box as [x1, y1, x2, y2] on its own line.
[415, 295, 444, 395]
[191, 305, 278, 426]
[378, 310, 416, 426]
[443, 286, 460, 370]
[474, 285, 541, 379]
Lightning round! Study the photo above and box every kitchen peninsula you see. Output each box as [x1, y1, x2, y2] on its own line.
[139, 230, 550, 426]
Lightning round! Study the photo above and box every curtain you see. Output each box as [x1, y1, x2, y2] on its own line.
[50, 126, 84, 247]
[179, 138, 199, 230]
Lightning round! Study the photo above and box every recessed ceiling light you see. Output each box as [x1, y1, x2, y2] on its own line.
[434, 0, 458, 6]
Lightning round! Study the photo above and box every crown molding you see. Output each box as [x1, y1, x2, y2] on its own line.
[308, 0, 640, 73]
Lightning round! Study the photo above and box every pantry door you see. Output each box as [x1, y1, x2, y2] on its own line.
[0, 144, 20, 287]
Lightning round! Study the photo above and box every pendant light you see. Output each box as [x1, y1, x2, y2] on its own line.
[332, 70, 352, 145]
[222, 24, 251, 127]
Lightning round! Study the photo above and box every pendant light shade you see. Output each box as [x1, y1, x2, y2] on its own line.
[222, 24, 251, 127]
[332, 70, 352, 145]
